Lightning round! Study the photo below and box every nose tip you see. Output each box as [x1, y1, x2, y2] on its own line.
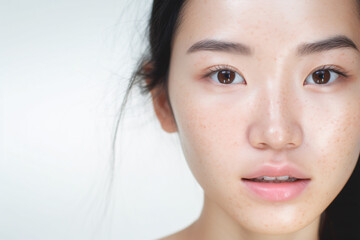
[247, 83, 303, 151]
[249, 123, 303, 151]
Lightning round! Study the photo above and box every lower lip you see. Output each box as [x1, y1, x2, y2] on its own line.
[242, 179, 310, 202]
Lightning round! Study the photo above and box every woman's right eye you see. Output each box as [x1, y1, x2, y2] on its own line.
[209, 70, 245, 85]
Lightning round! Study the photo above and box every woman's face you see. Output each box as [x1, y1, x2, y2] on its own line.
[156, 0, 360, 236]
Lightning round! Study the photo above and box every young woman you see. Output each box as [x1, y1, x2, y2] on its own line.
[121, 0, 360, 239]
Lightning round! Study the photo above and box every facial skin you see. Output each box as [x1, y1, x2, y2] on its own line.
[151, 0, 360, 239]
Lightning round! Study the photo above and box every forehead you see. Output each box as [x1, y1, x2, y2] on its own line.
[174, 0, 360, 54]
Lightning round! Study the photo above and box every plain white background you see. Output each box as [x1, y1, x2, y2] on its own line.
[0, 0, 203, 239]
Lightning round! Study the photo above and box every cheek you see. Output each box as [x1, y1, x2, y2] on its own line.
[315, 101, 360, 171]
[304, 96, 360, 205]
[170, 89, 248, 190]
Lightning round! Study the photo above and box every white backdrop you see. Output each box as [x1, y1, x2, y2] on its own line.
[0, 0, 203, 239]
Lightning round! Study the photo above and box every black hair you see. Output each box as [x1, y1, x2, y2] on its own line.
[116, 1, 360, 239]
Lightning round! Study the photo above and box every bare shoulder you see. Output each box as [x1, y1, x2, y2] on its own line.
[157, 223, 197, 240]
[157, 229, 188, 240]
[158, 234, 180, 240]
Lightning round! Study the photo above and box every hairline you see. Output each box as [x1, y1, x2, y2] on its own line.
[170, 0, 190, 50]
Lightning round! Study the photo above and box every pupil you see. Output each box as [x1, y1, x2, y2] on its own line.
[313, 70, 330, 84]
[218, 70, 235, 84]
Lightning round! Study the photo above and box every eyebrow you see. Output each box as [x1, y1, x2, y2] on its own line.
[297, 35, 359, 56]
[186, 35, 359, 56]
[187, 39, 252, 55]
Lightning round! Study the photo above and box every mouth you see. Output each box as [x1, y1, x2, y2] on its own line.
[242, 176, 308, 183]
[241, 176, 311, 202]
[240, 164, 312, 201]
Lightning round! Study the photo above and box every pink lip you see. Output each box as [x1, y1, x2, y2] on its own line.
[241, 164, 311, 202]
[242, 164, 311, 179]
[242, 179, 311, 202]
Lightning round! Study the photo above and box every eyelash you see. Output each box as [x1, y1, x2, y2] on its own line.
[203, 64, 351, 86]
[309, 65, 350, 78]
[204, 65, 239, 78]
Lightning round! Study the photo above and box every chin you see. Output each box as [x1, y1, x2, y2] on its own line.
[241, 220, 309, 236]
[231, 207, 316, 236]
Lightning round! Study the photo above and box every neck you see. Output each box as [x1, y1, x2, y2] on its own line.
[189, 194, 320, 240]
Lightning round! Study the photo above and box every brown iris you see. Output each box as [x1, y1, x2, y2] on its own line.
[217, 70, 235, 84]
[312, 70, 331, 84]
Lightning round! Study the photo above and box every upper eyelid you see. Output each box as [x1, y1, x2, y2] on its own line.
[309, 65, 350, 77]
[204, 64, 350, 78]
[204, 64, 242, 76]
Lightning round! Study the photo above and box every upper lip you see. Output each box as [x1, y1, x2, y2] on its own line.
[242, 164, 311, 180]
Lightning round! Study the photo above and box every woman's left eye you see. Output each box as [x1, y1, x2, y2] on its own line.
[304, 69, 340, 86]
[209, 70, 245, 84]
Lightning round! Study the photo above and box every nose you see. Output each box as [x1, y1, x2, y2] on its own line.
[248, 87, 303, 151]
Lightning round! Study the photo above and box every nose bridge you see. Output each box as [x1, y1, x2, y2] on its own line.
[248, 75, 303, 151]
[267, 79, 291, 122]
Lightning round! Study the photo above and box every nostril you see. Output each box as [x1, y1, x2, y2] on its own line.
[248, 121, 303, 151]
[253, 142, 297, 151]
[286, 143, 297, 149]
[256, 143, 267, 149]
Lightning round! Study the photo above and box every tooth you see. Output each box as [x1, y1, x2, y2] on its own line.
[263, 176, 276, 181]
[276, 176, 289, 180]
[252, 176, 296, 182]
